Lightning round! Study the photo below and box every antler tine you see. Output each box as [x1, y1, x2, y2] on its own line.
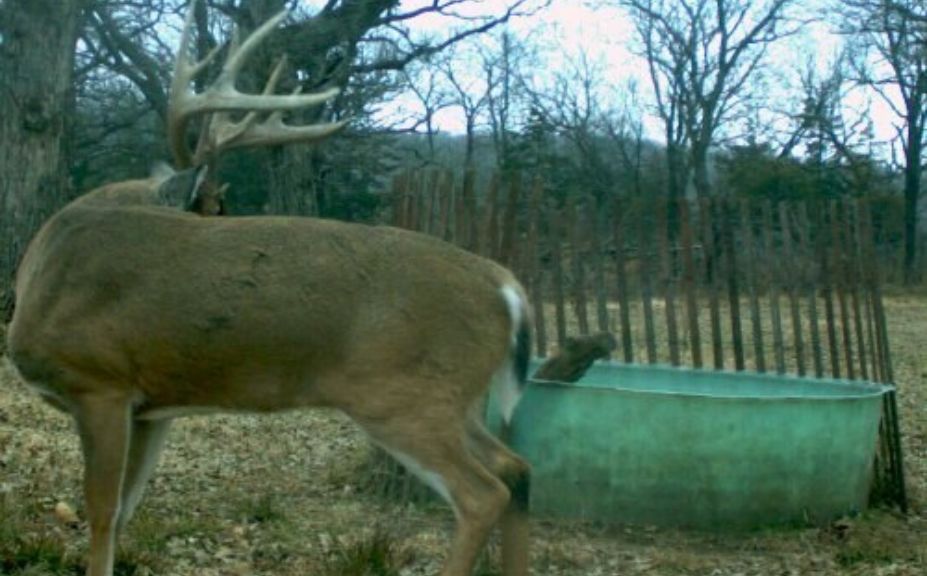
[173, 1, 197, 80]
[173, 0, 225, 85]
[263, 82, 299, 126]
[262, 55, 288, 96]
[216, 11, 289, 89]
[210, 83, 348, 153]
[168, 1, 345, 169]
[196, 56, 288, 165]
[168, 1, 202, 168]
[222, 117, 350, 150]
[169, 0, 223, 167]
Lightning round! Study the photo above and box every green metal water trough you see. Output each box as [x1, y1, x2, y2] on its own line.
[487, 361, 889, 530]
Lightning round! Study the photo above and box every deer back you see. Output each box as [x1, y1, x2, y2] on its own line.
[9, 181, 520, 415]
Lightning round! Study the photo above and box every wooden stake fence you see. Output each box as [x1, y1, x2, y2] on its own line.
[390, 169, 907, 512]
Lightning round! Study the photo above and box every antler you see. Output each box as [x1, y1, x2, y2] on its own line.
[168, 2, 347, 169]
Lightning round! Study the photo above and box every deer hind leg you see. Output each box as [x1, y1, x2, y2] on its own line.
[361, 416, 510, 576]
[116, 418, 172, 533]
[73, 390, 134, 576]
[465, 419, 531, 576]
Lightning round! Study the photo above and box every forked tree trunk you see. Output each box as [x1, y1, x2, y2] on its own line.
[0, 0, 83, 315]
[691, 143, 712, 199]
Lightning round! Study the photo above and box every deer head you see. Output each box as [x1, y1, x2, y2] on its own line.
[6, 3, 532, 576]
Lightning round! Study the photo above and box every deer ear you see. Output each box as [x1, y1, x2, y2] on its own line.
[149, 162, 175, 184]
[156, 166, 208, 211]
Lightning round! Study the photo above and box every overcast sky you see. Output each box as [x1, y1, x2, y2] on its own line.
[301, 0, 901, 155]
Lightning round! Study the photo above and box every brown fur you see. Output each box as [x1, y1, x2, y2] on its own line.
[8, 179, 532, 576]
[533, 332, 617, 383]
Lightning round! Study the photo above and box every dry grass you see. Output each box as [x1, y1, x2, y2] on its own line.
[0, 296, 925, 575]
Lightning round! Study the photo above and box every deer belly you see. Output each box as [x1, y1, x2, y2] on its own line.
[134, 373, 325, 420]
[136, 405, 231, 420]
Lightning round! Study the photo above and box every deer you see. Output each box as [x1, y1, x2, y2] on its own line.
[5, 4, 532, 576]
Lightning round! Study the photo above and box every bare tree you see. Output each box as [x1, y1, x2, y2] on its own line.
[433, 30, 536, 174]
[604, 81, 649, 198]
[482, 31, 535, 174]
[401, 59, 454, 165]
[77, 0, 547, 213]
[442, 47, 492, 169]
[779, 54, 883, 195]
[0, 0, 85, 314]
[837, 0, 927, 284]
[525, 49, 647, 202]
[617, 0, 800, 199]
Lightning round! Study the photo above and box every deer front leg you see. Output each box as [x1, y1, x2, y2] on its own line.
[73, 391, 133, 576]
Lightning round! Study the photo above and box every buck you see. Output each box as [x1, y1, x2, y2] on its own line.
[6, 5, 531, 576]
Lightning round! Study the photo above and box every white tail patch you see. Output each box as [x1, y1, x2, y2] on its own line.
[500, 285, 523, 347]
[495, 284, 527, 424]
[492, 362, 520, 425]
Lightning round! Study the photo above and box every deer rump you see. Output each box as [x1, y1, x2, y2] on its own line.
[10, 198, 529, 422]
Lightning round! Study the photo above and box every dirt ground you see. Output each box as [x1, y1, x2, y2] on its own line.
[0, 297, 925, 576]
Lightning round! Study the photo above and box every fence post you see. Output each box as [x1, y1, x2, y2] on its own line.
[527, 178, 548, 357]
[679, 200, 703, 368]
[845, 200, 868, 381]
[657, 198, 681, 366]
[779, 203, 805, 376]
[739, 201, 765, 373]
[760, 201, 786, 374]
[701, 198, 724, 370]
[722, 198, 745, 371]
[549, 203, 568, 350]
[588, 198, 611, 340]
[567, 196, 590, 335]
[639, 198, 658, 364]
[830, 200, 855, 380]
[613, 196, 634, 363]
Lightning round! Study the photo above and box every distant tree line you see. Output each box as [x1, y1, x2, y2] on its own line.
[1, 0, 925, 314]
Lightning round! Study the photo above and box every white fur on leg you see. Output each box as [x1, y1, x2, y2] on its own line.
[379, 445, 456, 516]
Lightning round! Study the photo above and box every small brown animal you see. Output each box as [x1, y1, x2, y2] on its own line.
[533, 332, 617, 383]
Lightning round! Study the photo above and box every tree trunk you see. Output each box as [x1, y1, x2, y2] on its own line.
[902, 130, 922, 285]
[464, 118, 476, 169]
[665, 142, 686, 202]
[264, 146, 318, 216]
[691, 143, 712, 199]
[0, 0, 83, 315]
